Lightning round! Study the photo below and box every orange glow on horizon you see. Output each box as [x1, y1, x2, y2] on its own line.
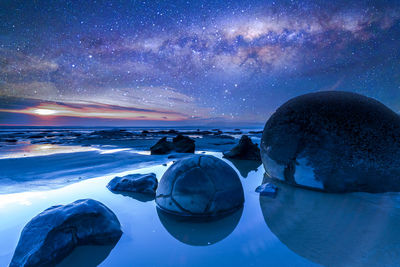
[0, 103, 187, 121]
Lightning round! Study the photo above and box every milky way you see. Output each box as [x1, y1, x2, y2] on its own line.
[1, 0, 400, 126]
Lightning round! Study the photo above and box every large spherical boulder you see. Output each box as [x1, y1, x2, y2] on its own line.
[156, 155, 244, 217]
[261, 91, 400, 193]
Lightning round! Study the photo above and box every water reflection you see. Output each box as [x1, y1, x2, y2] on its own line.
[157, 207, 243, 246]
[260, 176, 400, 267]
[110, 191, 155, 202]
[57, 245, 117, 267]
[225, 158, 261, 178]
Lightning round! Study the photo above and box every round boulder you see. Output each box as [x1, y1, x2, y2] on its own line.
[156, 155, 244, 217]
[261, 91, 400, 193]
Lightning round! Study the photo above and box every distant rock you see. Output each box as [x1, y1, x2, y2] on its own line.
[107, 173, 158, 195]
[249, 130, 263, 134]
[223, 135, 261, 161]
[10, 199, 122, 267]
[256, 183, 278, 197]
[150, 137, 174, 154]
[150, 135, 195, 155]
[173, 134, 195, 153]
[89, 129, 135, 139]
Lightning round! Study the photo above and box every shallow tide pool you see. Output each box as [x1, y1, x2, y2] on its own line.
[1, 152, 400, 266]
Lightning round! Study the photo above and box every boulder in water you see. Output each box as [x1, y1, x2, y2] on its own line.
[261, 91, 400, 193]
[107, 173, 158, 195]
[10, 199, 122, 267]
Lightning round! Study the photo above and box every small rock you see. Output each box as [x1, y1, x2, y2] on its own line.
[256, 183, 278, 197]
[223, 135, 261, 161]
[107, 173, 158, 195]
[10, 199, 122, 267]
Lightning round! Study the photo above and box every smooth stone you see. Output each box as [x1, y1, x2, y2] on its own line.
[156, 155, 244, 217]
[10, 199, 122, 267]
[255, 183, 278, 197]
[107, 173, 158, 195]
[261, 91, 400, 193]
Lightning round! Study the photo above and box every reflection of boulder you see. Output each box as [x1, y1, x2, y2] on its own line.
[225, 158, 261, 178]
[10, 199, 122, 267]
[57, 245, 117, 267]
[260, 177, 400, 266]
[261, 91, 400, 193]
[223, 135, 261, 161]
[157, 207, 242, 246]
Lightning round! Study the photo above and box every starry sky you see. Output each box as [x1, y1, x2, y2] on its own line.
[0, 0, 399, 126]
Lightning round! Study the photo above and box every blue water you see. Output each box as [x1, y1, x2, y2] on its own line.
[1, 140, 400, 266]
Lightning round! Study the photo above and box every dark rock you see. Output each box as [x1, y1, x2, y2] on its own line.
[5, 139, 17, 143]
[89, 129, 135, 139]
[261, 91, 400, 193]
[10, 199, 122, 267]
[223, 135, 261, 161]
[173, 134, 195, 153]
[256, 183, 278, 197]
[107, 173, 158, 195]
[249, 130, 263, 134]
[29, 134, 45, 139]
[150, 137, 173, 155]
[150, 135, 195, 155]
[156, 155, 244, 217]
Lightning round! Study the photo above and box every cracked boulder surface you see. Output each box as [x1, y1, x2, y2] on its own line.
[10, 199, 122, 267]
[156, 155, 244, 217]
[261, 91, 400, 193]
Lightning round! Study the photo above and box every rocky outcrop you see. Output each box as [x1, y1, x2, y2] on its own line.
[10, 199, 122, 267]
[150, 135, 195, 155]
[223, 135, 261, 161]
[172, 134, 195, 153]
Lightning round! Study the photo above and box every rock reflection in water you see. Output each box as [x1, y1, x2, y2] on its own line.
[260, 176, 400, 266]
[157, 207, 243, 246]
[57, 245, 117, 267]
[225, 158, 261, 178]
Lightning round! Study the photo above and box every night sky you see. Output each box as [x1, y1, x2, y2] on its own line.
[1, 0, 399, 126]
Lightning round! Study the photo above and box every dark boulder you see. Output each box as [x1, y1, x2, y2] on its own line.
[261, 91, 400, 193]
[150, 137, 174, 155]
[150, 135, 195, 155]
[107, 173, 158, 195]
[223, 135, 261, 161]
[10, 199, 122, 267]
[173, 134, 195, 153]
